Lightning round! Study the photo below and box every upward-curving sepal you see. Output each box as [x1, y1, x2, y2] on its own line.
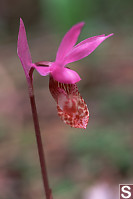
[64, 33, 114, 65]
[17, 18, 32, 77]
[56, 22, 85, 63]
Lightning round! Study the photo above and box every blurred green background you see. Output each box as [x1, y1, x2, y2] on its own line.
[0, 0, 133, 198]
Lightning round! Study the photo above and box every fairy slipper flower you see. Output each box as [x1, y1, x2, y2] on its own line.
[17, 18, 113, 129]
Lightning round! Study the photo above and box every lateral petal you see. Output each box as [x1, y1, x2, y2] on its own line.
[56, 22, 85, 63]
[64, 33, 114, 64]
[17, 18, 32, 77]
[34, 66, 51, 76]
[34, 62, 52, 76]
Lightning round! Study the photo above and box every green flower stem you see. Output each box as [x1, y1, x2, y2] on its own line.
[28, 76, 53, 199]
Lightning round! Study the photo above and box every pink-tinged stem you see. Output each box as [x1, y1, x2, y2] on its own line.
[27, 76, 53, 199]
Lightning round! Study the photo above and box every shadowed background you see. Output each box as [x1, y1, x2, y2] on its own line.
[0, 0, 133, 198]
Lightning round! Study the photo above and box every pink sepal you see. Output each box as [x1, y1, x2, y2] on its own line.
[64, 33, 114, 64]
[56, 22, 85, 63]
[17, 18, 32, 77]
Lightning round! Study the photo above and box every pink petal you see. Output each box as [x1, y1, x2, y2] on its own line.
[51, 67, 81, 84]
[49, 76, 89, 129]
[34, 66, 51, 76]
[56, 22, 85, 63]
[64, 33, 114, 65]
[35, 61, 52, 66]
[17, 18, 32, 77]
[33, 62, 52, 76]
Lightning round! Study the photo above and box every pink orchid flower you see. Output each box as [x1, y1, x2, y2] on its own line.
[17, 18, 113, 129]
